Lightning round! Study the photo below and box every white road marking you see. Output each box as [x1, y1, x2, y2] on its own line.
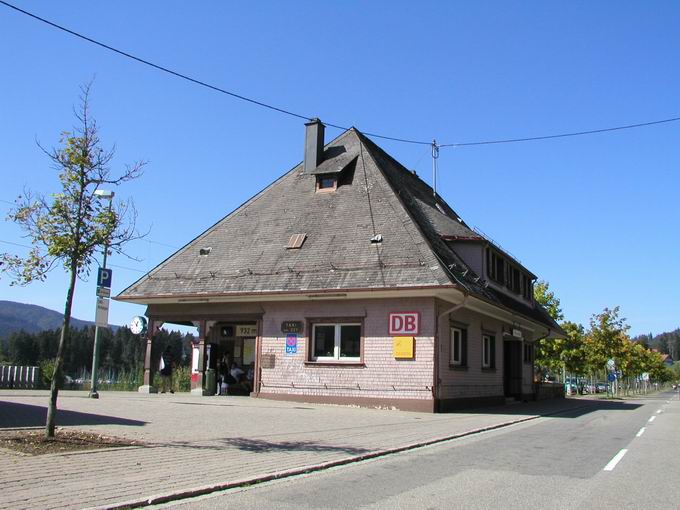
[636, 427, 646, 437]
[649, 416, 656, 423]
[604, 449, 629, 471]
[656, 409, 662, 414]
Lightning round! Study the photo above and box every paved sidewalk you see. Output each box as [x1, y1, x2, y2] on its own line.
[0, 391, 593, 510]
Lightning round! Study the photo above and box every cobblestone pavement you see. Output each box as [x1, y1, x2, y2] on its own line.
[0, 391, 586, 510]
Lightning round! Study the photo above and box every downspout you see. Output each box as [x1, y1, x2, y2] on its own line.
[433, 294, 469, 410]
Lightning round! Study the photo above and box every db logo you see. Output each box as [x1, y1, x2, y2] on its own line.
[388, 312, 420, 336]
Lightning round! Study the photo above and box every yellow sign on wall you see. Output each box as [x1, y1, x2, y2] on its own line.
[393, 336, 415, 359]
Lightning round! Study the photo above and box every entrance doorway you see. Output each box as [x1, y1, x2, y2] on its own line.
[208, 322, 257, 395]
[503, 339, 523, 398]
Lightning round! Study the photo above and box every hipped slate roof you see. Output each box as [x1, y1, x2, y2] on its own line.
[117, 128, 560, 332]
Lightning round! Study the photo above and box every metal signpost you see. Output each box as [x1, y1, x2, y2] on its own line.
[90, 267, 112, 398]
[89, 189, 115, 399]
[606, 359, 616, 397]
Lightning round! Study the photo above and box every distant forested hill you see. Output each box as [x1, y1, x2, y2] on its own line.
[634, 328, 680, 361]
[0, 300, 99, 339]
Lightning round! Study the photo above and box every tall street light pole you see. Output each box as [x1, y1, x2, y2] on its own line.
[89, 189, 114, 399]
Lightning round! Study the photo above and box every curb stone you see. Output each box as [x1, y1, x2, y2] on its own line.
[88, 403, 592, 510]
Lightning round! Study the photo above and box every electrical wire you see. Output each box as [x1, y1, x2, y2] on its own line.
[4, 0, 679, 149]
[0, 239, 32, 249]
[1, 0, 679, 148]
[439, 117, 680, 147]
[0, 238, 158, 273]
[0, 0, 427, 146]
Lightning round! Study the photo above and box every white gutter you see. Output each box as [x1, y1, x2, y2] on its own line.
[438, 294, 469, 320]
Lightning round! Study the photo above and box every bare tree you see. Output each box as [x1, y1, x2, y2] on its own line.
[1, 82, 146, 438]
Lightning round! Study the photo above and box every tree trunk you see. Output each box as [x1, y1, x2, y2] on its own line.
[45, 264, 78, 439]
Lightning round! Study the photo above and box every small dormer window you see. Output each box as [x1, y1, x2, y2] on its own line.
[316, 174, 337, 192]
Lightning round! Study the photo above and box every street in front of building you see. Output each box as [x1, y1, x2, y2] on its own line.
[160, 391, 680, 510]
[1, 389, 679, 509]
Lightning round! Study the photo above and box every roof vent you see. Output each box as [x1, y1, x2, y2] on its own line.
[287, 233, 307, 249]
[199, 247, 212, 256]
[370, 234, 383, 244]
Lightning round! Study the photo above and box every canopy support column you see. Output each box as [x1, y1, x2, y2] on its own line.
[138, 319, 160, 393]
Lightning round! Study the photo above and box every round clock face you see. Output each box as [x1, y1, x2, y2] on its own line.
[130, 316, 147, 335]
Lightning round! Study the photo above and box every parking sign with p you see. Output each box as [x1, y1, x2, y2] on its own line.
[98, 268, 112, 288]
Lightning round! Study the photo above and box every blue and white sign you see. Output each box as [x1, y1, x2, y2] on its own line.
[607, 372, 617, 382]
[285, 333, 298, 355]
[98, 268, 113, 288]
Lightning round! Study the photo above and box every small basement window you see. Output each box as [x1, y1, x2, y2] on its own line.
[316, 174, 337, 192]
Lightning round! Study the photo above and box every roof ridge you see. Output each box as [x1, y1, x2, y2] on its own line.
[355, 131, 468, 290]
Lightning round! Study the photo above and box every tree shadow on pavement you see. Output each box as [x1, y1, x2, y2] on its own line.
[157, 437, 373, 455]
[220, 437, 372, 455]
[452, 398, 643, 418]
[0, 401, 147, 429]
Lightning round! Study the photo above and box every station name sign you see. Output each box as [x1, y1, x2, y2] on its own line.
[281, 321, 304, 334]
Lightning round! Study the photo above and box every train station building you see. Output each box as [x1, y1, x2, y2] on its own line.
[115, 120, 563, 412]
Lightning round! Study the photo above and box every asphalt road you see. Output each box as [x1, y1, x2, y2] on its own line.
[159, 391, 680, 510]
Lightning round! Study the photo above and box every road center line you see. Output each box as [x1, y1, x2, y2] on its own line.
[636, 427, 646, 437]
[648, 416, 656, 423]
[604, 449, 629, 471]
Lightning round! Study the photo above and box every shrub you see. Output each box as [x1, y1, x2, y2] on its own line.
[39, 358, 55, 388]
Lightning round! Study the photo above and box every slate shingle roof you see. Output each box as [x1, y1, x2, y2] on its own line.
[117, 128, 561, 332]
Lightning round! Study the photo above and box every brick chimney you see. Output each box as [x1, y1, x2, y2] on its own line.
[304, 118, 325, 173]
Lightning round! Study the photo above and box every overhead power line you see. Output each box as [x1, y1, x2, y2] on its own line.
[439, 117, 680, 147]
[1, 0, 680, 148]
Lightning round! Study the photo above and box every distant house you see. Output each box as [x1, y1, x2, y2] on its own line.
[660, 353, 674, 367]
[116, 120, 564, 412]
[650, 348, 674, 367]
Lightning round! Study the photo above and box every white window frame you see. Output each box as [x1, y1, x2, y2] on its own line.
[450, 327, 463, 365]
[312, 323, 361, 362]
[482, 334, 493, 368]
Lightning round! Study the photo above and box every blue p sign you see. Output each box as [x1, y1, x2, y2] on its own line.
[98, 268, 113, 288]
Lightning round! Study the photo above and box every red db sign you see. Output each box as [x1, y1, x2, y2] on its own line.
[389, 312, 420, 336]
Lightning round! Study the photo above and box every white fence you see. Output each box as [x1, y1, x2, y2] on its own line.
[0, 365, 41, 389]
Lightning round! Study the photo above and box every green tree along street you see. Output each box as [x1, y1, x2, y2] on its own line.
[534, 283, 675, 391]
[0, 83, 145, 438]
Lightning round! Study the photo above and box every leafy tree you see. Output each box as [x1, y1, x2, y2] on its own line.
[670, 362, 680, 383]
[560, 321, 587, 376]
[0, 84, 145, 438]
[534, 280, 566, 376]
[584, 307, 629, 372]
[8, 330, 38, 366]
[534, 280, 564, 322]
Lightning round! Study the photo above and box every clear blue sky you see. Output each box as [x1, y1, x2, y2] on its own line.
[1, 1, 678, 337]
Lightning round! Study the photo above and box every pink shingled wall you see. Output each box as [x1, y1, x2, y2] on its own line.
[258, 298, 435, 403]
